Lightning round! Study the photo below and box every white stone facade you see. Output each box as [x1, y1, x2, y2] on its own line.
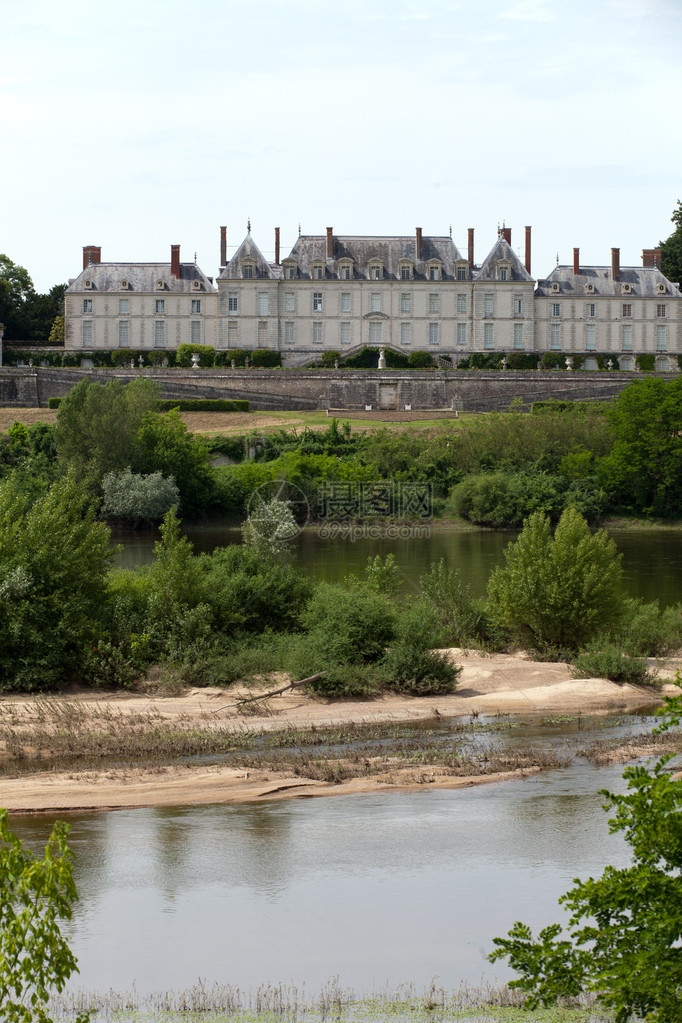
[65, 232, 682, 367]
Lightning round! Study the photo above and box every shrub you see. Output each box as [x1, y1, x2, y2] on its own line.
[505, 352, 539, 371]
[487, 507, 625, 653]
[612, 598, 682, 657]
[382, 601, 461, 695]
[109, 349, 136, 367]
[321, 351, 341, 367]
[101, 468, 180, 524]
[407, 350, 435, 369]
[636, 353, 655, 371]
[214, 348, 247, 367]
[540, 352, 568, 370]
[176, 343, 215, 367]
[250, 349, 282, 368]
[385, 349, 410, 369]
[419, 559, 495, 648]
[571, 642, 651, 686]
[242, 496, 299, 559]
[450, 470, 606, 527]
[48, 397, 62, 408]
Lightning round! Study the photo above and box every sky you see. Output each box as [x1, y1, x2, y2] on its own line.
[2, 0, 682, 293]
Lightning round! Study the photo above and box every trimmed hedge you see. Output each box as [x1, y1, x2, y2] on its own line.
[155, 399, 249, 412]
[48, 397, 62, 408]
[176, 344, 216, 368]
[250, 349, 282, 368]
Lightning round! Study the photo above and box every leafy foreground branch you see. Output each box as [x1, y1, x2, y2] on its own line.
[0, 809, 88, 1023]
[490, 688, 682, 1023]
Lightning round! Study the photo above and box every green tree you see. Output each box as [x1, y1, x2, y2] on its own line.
[489, 691, 682, 1023]
[101, 468, 179, 524]
[660, 199, 682, 288]
[0, 255, 35, 340]
[597, 376, 682, 515]
[55, 377, 158, 488]
[136, 409, 214, 517]
[0, 474, 113, 690]
[0, 809, 89, 1023]
[241, 495, 299, 559]
[486, 507, 624, 653]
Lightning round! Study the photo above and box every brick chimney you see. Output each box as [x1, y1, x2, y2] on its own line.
[468, 228, 474, 268]
[416, 227, 423, 261]
[500, 226, 512, 246]
[524, 226, 531, 275]
[642, 248, 662, 269]
[326, 227, 333, 259]
[171, 245, 180, 279]
[220, 226, 227, 268]
[573, 248, 580, 275]
[611, 247, 620, 281]
[274, 227, 280, 265]
[83, 246, 101, 270]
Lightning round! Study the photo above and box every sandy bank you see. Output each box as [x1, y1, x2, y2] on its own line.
[1, 649, 677, 814]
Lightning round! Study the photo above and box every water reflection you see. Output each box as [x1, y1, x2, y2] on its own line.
[10, 765, 630, 996]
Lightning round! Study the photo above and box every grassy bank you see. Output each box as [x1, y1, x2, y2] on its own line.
[48, 979, 614, 1023]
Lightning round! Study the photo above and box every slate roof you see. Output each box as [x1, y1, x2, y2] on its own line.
[67, 263, 217, 293]
[475, 236, 533, 282]
[535, 265, 681, 298]
[218, 233, 275, 280]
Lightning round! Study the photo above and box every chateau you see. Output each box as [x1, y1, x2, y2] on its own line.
[64, 226, 682, 370]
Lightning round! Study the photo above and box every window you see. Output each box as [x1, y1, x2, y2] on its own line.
[401, 292, 412, 314]
[514, 324, 524, 349]
[285, 265, 297, 280]
[622, 303, 632, 319]
[117, 321, 129, 347]
[340, 292, 351, 313]
[191, 299, 201, 314]
[657, 304, 667, 318]
[587, 303, 596, 318]
[457, 322, 467, 345]
[369, 322, 383, 344]
[551, 302, 561, 317]
[429, 265, 440, 281]
[429, 323, 439, 345]
[370, 292, 381, 313]
[258, 292, 268, 316]
[155, 299, 165, 314]
[227, 321, 238, 345]
[340, 322, 351, 345]
[514, 294, 523, 317]
[313, 321, 323, 343]
[284, 321, 295, 343]
[154, 320, 165, 348]
[499, 266, 508, 281]
[657, 325, 667, 351]
[622, 324, 633, 351]
[585, 324, 596, 350]
[456, 265, 467, 281]
[429, 293, 439, 314]
[81, 321, 92, 346]
[313, 265, 324, 280]
[258, 321, 267, 344]
[400, 322, 412, 345]
[484, 293, 494, 317]
[313, 292, 323, 312]
[190, 321, 201, 343]
[370, 265, 382, 280]
[340, 264, 351, 280]
[400, 265, 412, 280]
[457, 293, 466, 313]
[484, 323, 494, 349]
[243, 264, 254, 279]
[285, 292, 295, 313]
[228, 293, 238, 313]
[83, 299, 92, 313]
[550, 323, 561, 350]
[118, 299, 128, 314]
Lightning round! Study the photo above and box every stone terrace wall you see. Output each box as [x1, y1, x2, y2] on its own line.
[1, 366, 676, 412]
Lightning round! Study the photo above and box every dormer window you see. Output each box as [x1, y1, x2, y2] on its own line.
[84, 279, 93, 290]
[427, 261, 442, 281]
[339, 261, 353, 281]
[586, 282, 595, 294]
[399, 261, 413, 281]
[657, 282, 666, 294]
[455, 262, 468, 281]
[551, 281, 560, 294]
[369, 261, 383, 280]
[242, 262, 255, 279]
[192, 279, 202, 291]
[621, 282, 632, 295]
[283, 261, 298, 280]
[120, 280, 130, 290]
[155, 280, 165, 291]
[498, 262, 511, 282]
[311, 262, 325, 280]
